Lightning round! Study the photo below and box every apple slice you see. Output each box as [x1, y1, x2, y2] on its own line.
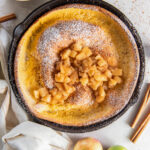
[74, 137, 103, 150]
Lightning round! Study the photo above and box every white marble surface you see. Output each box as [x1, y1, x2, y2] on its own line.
[0, 0, 150, 149]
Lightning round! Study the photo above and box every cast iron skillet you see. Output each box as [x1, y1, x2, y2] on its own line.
[8, 0, 145, 133]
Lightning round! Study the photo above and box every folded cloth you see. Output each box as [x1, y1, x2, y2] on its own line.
[0, 27, 72, 150]
[2, 121, 72, 150]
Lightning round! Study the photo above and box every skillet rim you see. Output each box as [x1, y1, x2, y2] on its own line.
[8, 0, 145, 133]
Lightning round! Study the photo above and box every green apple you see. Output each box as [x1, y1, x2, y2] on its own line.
[74, 137, 103, 150]
[108, 145, 127, 150]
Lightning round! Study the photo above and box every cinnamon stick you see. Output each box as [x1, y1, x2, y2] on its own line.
[130, 113, 150, 143]
[0, 13, 16, 23]
[131, 84, 150, 128]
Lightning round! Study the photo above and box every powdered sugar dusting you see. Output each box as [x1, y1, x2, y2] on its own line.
[38, 20, 106, 55]
[55, 4, 101, 11]
[38, 21, 108, 88]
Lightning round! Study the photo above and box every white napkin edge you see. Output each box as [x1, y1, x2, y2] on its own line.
[2, 121, 72, 150]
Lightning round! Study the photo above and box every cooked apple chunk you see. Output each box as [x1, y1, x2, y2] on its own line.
[34, 102, 50, 112]
[33, 42, 123, 104]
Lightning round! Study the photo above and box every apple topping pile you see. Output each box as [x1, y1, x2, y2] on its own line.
[33, 41, 123, 106]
